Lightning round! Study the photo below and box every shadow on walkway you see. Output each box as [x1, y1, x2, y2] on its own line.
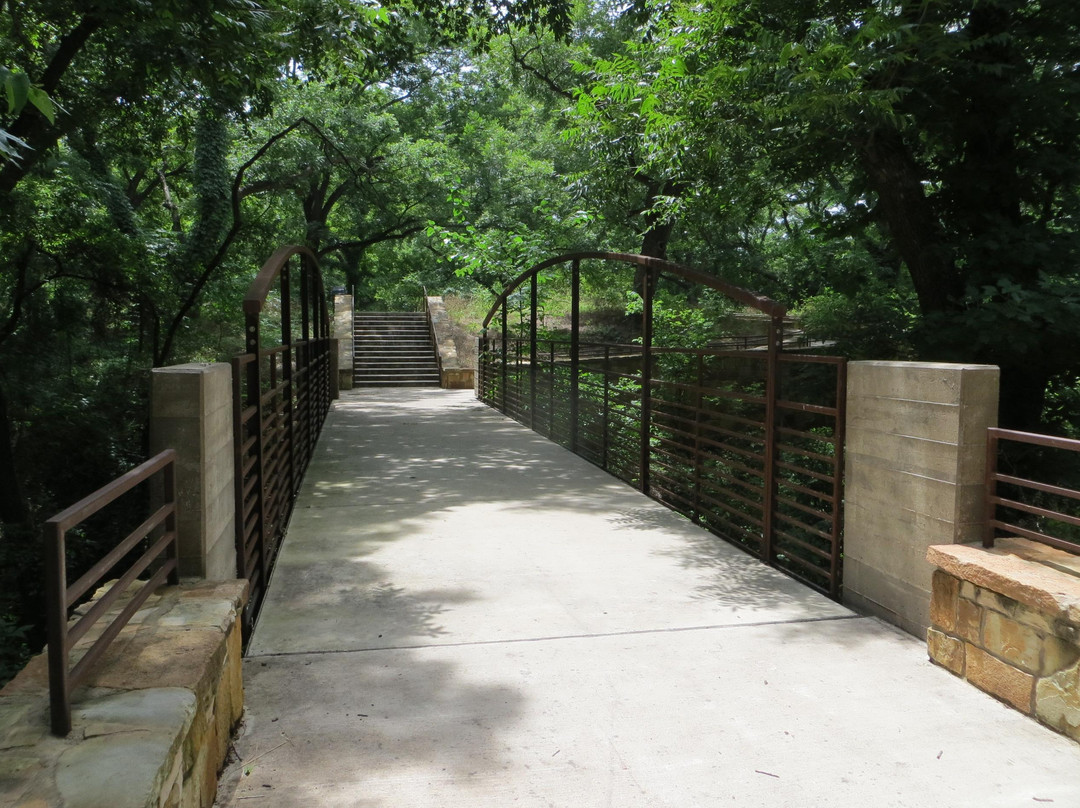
[216, 389, 1080, 808]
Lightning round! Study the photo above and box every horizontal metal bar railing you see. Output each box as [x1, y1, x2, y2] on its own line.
[233, 246, 332, 639]
[482, 336, 845, 597]
[984, 428, 1080, 553]
[479, 252, 847, 599]
[45, 449, 180, 736]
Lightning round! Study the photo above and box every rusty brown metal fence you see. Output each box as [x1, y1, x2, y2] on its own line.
[44, 449, 180, 735]
[232, 246, 332, 636]
[984, 428, 1080, 553]
[478, 252, 846, 599]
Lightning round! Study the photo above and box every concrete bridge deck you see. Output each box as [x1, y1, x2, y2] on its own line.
[216, 388, 1080, 807]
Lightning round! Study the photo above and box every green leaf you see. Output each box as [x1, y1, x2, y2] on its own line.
[8, 71, 29, 115]
[26, 87, 55, 124]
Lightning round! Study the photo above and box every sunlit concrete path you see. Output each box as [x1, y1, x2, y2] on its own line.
[216, 388, 1080, 808]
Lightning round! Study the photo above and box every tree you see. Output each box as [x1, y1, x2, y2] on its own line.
[570, 0, 1080, 429]
[0, 0, 577, 680]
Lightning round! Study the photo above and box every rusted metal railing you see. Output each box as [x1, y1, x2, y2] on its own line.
[232, 246, 332, 637]
[478, 252, 846, 599]
[984, 428, 1080, 553]
[45, 450, 180, 736]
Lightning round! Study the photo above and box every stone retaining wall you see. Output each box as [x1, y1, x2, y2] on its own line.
[0, 579, 247, 808]
[426, 295, 475, 390]
[333, 293, 354, 391]
[927, 538, 1080, 743]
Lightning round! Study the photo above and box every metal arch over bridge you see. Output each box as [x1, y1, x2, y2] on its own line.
[225, 245, 846, 621]
[232, 245, 333, 636]
[479, 251, 847, 599]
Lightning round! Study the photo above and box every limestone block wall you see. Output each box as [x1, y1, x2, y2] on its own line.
[333, 293, 353, 390]
[426, 295, 475, 390]
[843, 361, 999, 637]
[150, 364, 236, 580]
[0, 580, 248, 808]
[927, 540, 1080, 743]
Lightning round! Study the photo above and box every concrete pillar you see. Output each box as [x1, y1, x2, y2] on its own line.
[150, 363, 236, 580]
[843, 361, 999, 637]
[333, 294, 353, 390]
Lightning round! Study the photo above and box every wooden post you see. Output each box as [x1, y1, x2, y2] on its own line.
[45, 522, 71, 736]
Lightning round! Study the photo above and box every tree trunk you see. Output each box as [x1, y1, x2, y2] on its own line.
[634, 178, 679, 294]
[861, 128, 963, 314]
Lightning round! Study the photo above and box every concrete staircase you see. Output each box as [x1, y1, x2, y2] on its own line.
[353, 311, 440, 387]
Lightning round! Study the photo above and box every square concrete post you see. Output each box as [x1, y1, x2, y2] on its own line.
[334, 293, 353, 390]
[150, 363, 236, 580]
[329, 338, 340, 400]
[843, 361, 999, 637]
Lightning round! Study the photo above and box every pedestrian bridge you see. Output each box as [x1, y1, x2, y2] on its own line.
[215, 388, 1079, 807]
[15, 246, 1080, 807]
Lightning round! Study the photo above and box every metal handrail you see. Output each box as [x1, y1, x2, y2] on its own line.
[481, 251, 787, 329]
[45, 449, 180, 736]
[421, 287, 444, 381]
[477, 252, 846, 600]
[233, 246, 333, 637]
[984, 427, 1080, 553]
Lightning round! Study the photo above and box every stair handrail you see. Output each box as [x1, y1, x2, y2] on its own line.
[421, 291, 445, 383]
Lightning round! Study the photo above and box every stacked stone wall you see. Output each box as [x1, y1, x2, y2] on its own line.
[426, 295, 475, 390]
[0, 580, 247, 808]
[333, 293, 353, 391]
[927, 540, 1080, 743]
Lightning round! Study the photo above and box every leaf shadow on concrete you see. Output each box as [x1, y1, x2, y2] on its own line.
[298, 391, 656, 520]
[220, 642, 527, 807]
[221, 389, 854, 806]
[607, 503, 848, 618]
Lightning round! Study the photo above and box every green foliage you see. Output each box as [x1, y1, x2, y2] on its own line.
[0, 65, 53, 162]
[625, 289, 727, 348]
[565, 0, 1080, 428]
[0, 0, 579, 684]
[797, 285, 917, 360]
[184, 108, 232, 268]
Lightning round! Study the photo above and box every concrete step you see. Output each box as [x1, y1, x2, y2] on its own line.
[351, 311, 438, 388]
[355, 363, 440, 370]
[354, 339, 432, 346]
[354, 331, 429, 337]
[355, 357, 439, 364]
[353, 376, 441, 385]
[354, 332, 430, 338]
[353, 356, 437, 362]
[353, 381, 441, 388]
[354, 347, 436, 354]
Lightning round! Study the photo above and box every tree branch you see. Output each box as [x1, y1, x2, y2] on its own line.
[317, 221, 427, 257]
[240, 166, 317, 199]
[0, 12, 105, 194]
[508, 36, 574, 100]
[158, 168, 185, 237]
[156, 118, 316, 364]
